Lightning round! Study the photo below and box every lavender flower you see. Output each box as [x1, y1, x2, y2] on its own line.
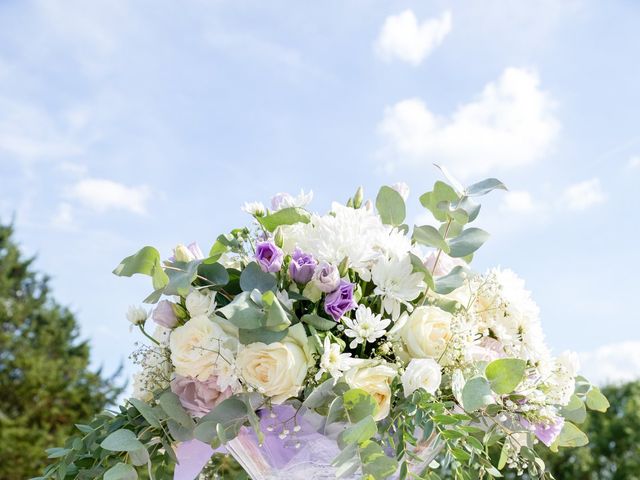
[255, 241, 284, 273]
[170, 375, 232, 417]
[324, 280, 357, 321]
[152, 300, 178, 328]
[288, 248, 316, 284]
[521, 416, 564, 447]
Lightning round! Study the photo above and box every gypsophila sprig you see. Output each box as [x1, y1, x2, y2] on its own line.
[41, 169, 605, 480]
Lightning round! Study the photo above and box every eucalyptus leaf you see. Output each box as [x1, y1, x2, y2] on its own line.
[376, 186, 406, 225]
[163, 260, 200, 296]
[100, 429, 145, 452]
[158, 391, 194, 428]
[461, 376, 493, 412]
[419, 181, 459, 222]
[128, 398, 161, 428]
[301, 313, 337, 331]
[561, 394, 587, 424]
[257, 207, 311, 232]
[485, 358, 527, 395]
[554, 422, 589, 449]
[217, 292, 264, 329]
[104, 463, 138, 480]
[240, 262, 277, 293]
[360, 440, 399, 480]
[434, 266, 469, 294]
[447, 228, 490, 258]
[113, 246, 169, 290]
[465, 178, 507, 197]
[337, 416, 377, 448]
[586, 387, 610, 412]
[343, 388, 377, 423]
[239, 326, 288, 344]
[413, 225, 450, 253]
[197, 262, 229, 287]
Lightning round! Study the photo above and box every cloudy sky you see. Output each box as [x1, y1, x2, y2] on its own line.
[1, 0, 639, 386]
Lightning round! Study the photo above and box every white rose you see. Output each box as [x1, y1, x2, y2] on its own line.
[311, 262, 340, 293]
[185, 290, 215, 317]
[169, 315, 232, 381]
[401, 358, 442, 397]
[344, 361, 397, 421]
[126, 305, 148, 325]
[236, 324, 311, 404]
[393, 306, 453, 360]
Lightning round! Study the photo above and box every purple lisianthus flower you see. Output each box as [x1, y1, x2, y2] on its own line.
[288, 248, 316, 284]
[521, 416, 564, 447]
[324, 280, 357, 321]
[152, 300, 178, 328]
[170, 375, 232, 418]
[255, 241, 284, 273]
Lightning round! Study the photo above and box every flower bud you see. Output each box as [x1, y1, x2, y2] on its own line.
[338, 256, 349, 277]
[353, 186, 364, 209]
[126, 305, 148, 325]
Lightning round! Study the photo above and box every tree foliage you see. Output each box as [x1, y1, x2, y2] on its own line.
[0, 222, 123, 479]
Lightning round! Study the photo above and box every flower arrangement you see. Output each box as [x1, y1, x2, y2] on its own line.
[41, 171, 608, 480]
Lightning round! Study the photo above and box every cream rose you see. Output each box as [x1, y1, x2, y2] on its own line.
[169, 315, 232, 381]
[344, 360, 397, 421]
[401, 358, 442, 397]
[393, 306, 453, 360]
[185, 290, 215, 317]
[236, 324, 311, 404]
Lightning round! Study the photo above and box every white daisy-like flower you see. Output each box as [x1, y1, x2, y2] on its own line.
[315, 336, 355, 380]
[343, 305, 391, 349]
[371, 256, 424, 320]
[241, 201, 266, 216]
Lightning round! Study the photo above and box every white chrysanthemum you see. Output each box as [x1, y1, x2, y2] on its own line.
[281, 203, 385, 279]
[316, 336, 355, 380]
[271, 189, 313, 211]
[241, 201, 266, 216]
[126, 305, 148, 325]
[371, 256, 424, 319]
[544, 351, 580, 406]
[343, 305, 391, 349]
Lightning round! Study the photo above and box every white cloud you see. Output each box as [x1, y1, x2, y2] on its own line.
[68, 178, 151, 215]
[579, 341, 640, 386]
[500, 190, 537, 213]
[628, 155, 640, 169]
[375, 10, 452, 66]
[377, 68, 560, 177]
[561, 178, 606, 211]
[51, 202, 75, 229]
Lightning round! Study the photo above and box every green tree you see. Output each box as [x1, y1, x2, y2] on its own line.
[0, 222, 122, 479]
[541, 381, 640, 480]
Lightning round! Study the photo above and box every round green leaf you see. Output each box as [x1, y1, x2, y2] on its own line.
[100, 429, 144, 452]
[485, 358, 527, 395]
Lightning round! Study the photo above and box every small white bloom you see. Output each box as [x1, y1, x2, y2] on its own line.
[241, 201, 266, 216]
[185, 290, 216, 317]
[401, 358, 442, 397]
[271, 189, 313, 211]
[371, 256, 424, 319]
[127, 305, 148, 325]
[316, 336, 355, 380]
[343, 305, 391, 349]
[391, 182, 410, 201]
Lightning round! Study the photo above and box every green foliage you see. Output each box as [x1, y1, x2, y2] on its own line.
[515, 382, 640, 480]
[376, 186, 406, 226]
[485, 358, 527, 395]
[257, 207, 311, 232]
[0, 222, 122, 480]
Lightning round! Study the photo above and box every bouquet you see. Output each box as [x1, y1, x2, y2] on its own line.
[40, 171, 608, 480]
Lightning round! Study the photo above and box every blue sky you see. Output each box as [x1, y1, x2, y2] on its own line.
[1, 0, 639, 386]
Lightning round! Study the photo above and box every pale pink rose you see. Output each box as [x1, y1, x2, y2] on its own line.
[170, 375, 232, 417]
[424, 251, 466, 277]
